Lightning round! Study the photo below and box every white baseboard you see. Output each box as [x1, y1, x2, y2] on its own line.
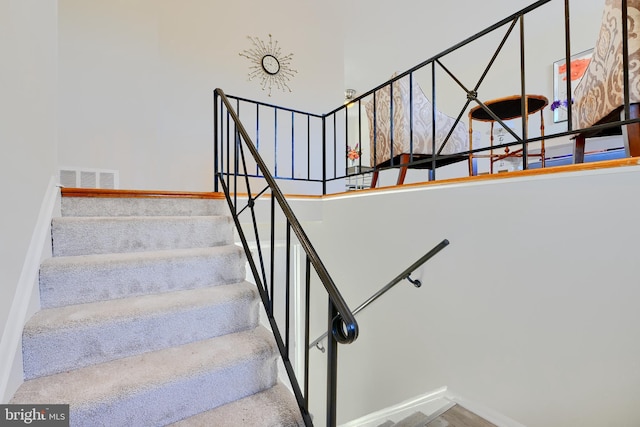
[0, 176, 60, 402]
[339, 386, 450, 427]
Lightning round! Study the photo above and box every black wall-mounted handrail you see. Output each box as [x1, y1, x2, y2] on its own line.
[310, 239, 450, 352]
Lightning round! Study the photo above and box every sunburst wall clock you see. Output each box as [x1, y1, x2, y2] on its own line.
[239, 34, 297, 96]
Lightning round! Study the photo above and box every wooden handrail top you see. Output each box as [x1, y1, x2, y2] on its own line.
[61, 188, 225, 199]
[62, 157, 640, 200]
[340, 156, 640, 196]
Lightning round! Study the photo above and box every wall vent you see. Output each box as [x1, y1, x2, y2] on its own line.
[58, 167, 119, 189]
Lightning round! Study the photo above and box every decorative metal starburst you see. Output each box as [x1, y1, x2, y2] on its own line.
[239, 34, 297, 96]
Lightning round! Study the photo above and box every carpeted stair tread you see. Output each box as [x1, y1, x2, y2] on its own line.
[12, 327, 279, 426]
[170, 382, 304, 426]
[51, 215, 233, 256]
[23, 282, 259, 379]
[62, 197, 227, 217]
[39, 245, 246, 308]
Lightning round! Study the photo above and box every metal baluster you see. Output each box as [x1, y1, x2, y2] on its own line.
[291, 111, 295, 179]
[304, 255, 311, 409]
[270, 196, 275, 315]
[326, 298, 338, 427]
[213, 92, 219, 192]
[285, 221, 291, 353]
[256, 104, 260, 176]
[274, 108, 278, 178]
[520, 15, 528, 169]
[307, 116, 311, 181]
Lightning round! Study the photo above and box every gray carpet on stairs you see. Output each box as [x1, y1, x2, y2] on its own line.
[51, 215, 233, 257]
[39, 245, 246, 308]
[10, 195, 304, 426]
[23, 282, 260, 379]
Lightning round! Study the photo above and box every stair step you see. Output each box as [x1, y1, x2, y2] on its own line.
[13, 192, 303, 425]
[395, 411, 430, 427]
[425, 405, 497, 427]
[23, 282, 259, 379]
[62, 196, 227, 217]
[13, 327, 279, 427]
[39, 245, 246, 308]
[170, 382, 304, 426]
[51, 215, 233, 256]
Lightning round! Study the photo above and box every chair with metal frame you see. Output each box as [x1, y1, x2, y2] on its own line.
[365, 73, 470, 187]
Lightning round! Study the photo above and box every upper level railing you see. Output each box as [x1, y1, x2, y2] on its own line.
[216, 0, 639, 195]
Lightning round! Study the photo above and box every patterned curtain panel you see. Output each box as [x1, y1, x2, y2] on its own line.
[572, 0, 640, 129]
[365, 73, 469, 167]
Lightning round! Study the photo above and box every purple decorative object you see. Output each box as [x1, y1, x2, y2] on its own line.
[550, 99, 571, 111]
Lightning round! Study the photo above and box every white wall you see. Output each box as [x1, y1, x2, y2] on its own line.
[301, 166, 640, 427]
[57, 0, 344, 191]
[0, 0, 58, 339]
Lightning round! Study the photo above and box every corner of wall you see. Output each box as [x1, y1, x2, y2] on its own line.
[0, 177, 60, 402]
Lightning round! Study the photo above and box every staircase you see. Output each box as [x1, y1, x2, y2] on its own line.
[377, 405, 497, 427]
[10, 191, 304, 426]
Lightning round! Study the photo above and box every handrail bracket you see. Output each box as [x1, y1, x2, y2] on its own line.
[406, 275, 422, 288]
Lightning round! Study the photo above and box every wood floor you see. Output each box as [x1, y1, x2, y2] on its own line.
[426, 404, 497, 427]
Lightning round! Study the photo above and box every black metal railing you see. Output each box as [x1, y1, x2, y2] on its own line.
[215, 88, 359, 427]
[216, 0, 639, 195]
[216, 87, 450, 426]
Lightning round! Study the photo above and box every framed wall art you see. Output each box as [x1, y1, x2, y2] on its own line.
[552, 48, 593, 123]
